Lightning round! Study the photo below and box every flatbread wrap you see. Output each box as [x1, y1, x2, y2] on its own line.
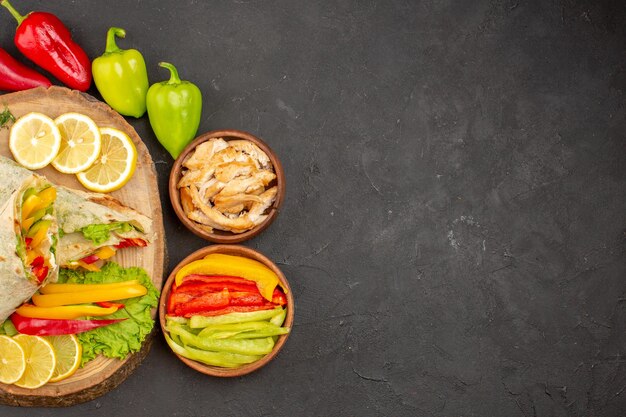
[55, 187, 154, 269]
[0, 155, 153, 273]
[0, 160, 58, 321]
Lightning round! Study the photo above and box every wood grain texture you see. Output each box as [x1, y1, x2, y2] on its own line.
[0, 86, 166, 407]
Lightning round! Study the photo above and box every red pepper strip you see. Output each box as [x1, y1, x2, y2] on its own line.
[80, 254, 100, 264]
[96, 301, 124, 309]
[176, 283, 288, 306]
[0, 47, 50, 91]
[0, 0, 91, 91]
[114, 238, 148, 249]
[179, 275, 254, 286]
[30, 255, 44, 268]
[227, 291, 269, 307]
[32, 265, 48, 283]
[272, 289, 288, 306]
[24, 237, 32, 247]
[10, 313, 126, 336]
[182, 305, 276, 318]
[174, 282, 258, 295]
[173, 289, 230, 316]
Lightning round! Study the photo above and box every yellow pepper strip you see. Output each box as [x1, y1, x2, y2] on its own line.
[32, 284, 147, 307]
[21, 194, 42, 220]
[29, 222, 50, 249]
[36, 186, 56, 208]
[77, 261, 101, 272]
[15, 304, 118, 320]
[22, 216, 36, 231]
[95, 246, 117, 260]
[40, 280, 140, 294]
[176, 253, 281, 301]
[204, 253, 287, 294]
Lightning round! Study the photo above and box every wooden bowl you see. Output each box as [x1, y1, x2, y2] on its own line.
[169, 130, 285, 243]
[158, 245, 294, 377]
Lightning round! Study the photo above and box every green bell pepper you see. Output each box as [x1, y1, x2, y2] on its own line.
[92, 27, 149, 118]
[146, 62, 202, 159]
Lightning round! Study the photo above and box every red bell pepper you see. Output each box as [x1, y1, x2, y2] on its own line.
[32, 265, 48, 283]
[10, 313, 126, 336]
[227, 291, 268, 307]
[172, 289, 230, 316]
[80, 254, 100, 265]
[114, 238, 147, 249]
[168, 273, 289, 316]
[96, 301, 125, 309]
[0, 0, 91, 91]
[0, 47, 50, 91]
[176, 281, 259, 295]
[30, 255, 44, 268]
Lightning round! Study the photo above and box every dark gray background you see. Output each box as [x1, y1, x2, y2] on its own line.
[1, 0, 625, 415]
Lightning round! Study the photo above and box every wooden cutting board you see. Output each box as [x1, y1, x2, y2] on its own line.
[0, 86, 166, 407]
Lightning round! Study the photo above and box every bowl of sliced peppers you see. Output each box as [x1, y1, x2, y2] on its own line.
[158, 245, 294, 377]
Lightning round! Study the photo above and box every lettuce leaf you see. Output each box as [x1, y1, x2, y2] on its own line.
[80, 222, 135, 246]
[58, 262, 159, 366]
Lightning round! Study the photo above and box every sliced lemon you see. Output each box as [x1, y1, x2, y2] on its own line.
[12, 334, 56, 389]
[9, 112, 61, 170]
[52, 112, 102, 174]
[46, 334, 82, 382]
[0, 335, 26, 384]
[77, 127, 137, 193]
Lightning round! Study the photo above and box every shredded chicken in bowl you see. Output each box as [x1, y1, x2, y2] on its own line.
[177, 138, 277, 234]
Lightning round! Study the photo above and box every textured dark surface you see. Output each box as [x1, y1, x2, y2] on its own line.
[1, 0, 625, 415]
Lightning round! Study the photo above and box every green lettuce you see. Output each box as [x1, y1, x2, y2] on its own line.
[58, 262, 159, 366]
[79, 222, 135, 246]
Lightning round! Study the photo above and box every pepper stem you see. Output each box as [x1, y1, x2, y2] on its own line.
[159, 62, 181, 85]
[105, 27, 126, 54]
[1, 0, 25, 26]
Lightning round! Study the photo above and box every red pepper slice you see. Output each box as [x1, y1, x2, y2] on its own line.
[272, 289, 288, 306]
[173, 289, 230, 316]
[32, 265, 48, 283]
[80, 254, 100, 265]
[10, 313, 126, 336]
[0, 0, 91, 91]
[175, 281, 258, 295]
[24, 237, 32, 247]
[95, 301, 125, 309]
[30, 255, 44, 268]
[0, 47, 50, 91]
[114, 238, 147, 249]
[227, 291, 268, 307]
[182, 305, 276, 318]
[179, 275, 252, 286]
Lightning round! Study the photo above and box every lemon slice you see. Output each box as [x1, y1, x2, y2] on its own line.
[52, 113, 102, 174]
[13, 334, 56, 389]
[9, 112, 61, 170]
[0, 335, 26, 384]
[46, 334, 82, 382]
[77, 127, 137, 193]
